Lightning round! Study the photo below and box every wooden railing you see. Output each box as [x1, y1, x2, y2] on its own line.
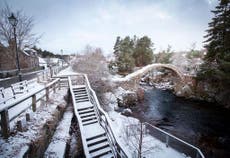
[0, 78, 60, 138]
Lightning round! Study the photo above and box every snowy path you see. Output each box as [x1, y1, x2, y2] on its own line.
[44, 106, 73, 158]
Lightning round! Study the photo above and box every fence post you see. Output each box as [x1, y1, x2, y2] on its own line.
[26, 113, 30, 121]
[53, 83, 56, 93]
[46, 87, 49, 101]
[1, 109, 10, 138]
[58, 79, 61, 90]
[166, 135, 169, 147]
[196, 151, 199, 158]
[32, 94, 36, 112]
[116, 143, 121, 158]
[43, 71, 45, 81]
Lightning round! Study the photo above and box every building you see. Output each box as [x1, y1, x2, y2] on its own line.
[0, 43, 39, 71]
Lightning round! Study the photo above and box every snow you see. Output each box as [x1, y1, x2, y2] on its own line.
[107, 111, 190, 158]
[83, 123, 105, 139]
[44, 106, 73, 158]
[57, 66, 79, 76]
[103, 85, 191, 158]
[0, 88, 68, 158]
[0, 80, 44, 105]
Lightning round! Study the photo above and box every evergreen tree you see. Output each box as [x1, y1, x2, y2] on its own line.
[204, 0, 230, 61]
[198, 0, 230, 106]
[111, 35, 154, 73]
[116, 36, 135, 73]
[201, 0, 230, 75]
[133, 36, 154, 66]
[111, 36, 135, 73]
[113, 36, 121, 58]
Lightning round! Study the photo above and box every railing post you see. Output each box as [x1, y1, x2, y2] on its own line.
[42, 71, 45, 81]
[32, 94, 36, 112]
[26, 113, 30, 121]
[58, 79, 61, 90]
[46, 87, 49, 101]
[166, 135, 169, 147]
[53, 83, 56, 93]
[1, 109, 10, 138]
[196, 151, 199, 158]
[116, 143, 121, 158]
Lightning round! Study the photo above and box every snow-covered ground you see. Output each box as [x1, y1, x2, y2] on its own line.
[104, 87, 190, 158]
[44, 106, 73, 158]
[56, 66, 79, 76]
[0, 88, 68, 158]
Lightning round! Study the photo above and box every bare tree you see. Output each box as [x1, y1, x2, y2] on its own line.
[0, 4, 40, 49]
[71, 45, 112, 109]
[72, 45, 109, 83]
[124, 121, 160, 158]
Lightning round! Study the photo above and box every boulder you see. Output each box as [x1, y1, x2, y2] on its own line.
[121, 108, 132, 116]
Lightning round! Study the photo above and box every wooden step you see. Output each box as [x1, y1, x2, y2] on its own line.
[80, 113, 96, 119]
[78, 106, 94, 111]
[73, 87, 86, 90]
[82, 116, 97, 122]
[74, 93, 88, 97]
[75, 96, 89, 100]
[89, 141, 110, 153]
[78, 109, 94, 115]
[86, 133, 106, 141]
[90, 146, 112, 158]
[76, 99, 89, 103]
[100, 152, 114, 158]
[83, 120, 98, 126]
[87, 136, 108, 147]
[73, 89, 86, 92]
[74, 92, 87, 95]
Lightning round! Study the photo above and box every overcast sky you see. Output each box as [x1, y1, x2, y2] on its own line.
[0, 0, 218, 55]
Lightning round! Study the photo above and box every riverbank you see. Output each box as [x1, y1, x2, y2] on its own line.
[129, 87, 230, 158]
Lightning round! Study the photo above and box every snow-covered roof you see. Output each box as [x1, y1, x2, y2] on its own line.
[22, 50, 30, 56]
[38, 57, 47, 64]
[49, 58, 60, 63]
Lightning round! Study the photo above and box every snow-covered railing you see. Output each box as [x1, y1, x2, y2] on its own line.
[0, 79, 37, 105]
[83, 74, 128, 158]
[143, 122, 205, 158]
[0, 78, 60, 138]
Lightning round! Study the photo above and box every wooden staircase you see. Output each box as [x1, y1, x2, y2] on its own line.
[73, 85, 114, 158]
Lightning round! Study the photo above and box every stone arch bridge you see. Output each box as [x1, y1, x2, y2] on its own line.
[113, 63, 196, 89]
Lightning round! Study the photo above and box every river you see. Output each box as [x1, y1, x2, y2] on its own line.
[130, 88, 230, 158]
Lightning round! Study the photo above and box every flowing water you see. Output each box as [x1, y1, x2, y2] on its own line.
[130, 88, 230, 158]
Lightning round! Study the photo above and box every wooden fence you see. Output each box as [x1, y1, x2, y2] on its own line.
[0, 78, 60, 138]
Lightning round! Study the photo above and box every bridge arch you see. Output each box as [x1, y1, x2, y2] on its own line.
[114, 64, 185, 82]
